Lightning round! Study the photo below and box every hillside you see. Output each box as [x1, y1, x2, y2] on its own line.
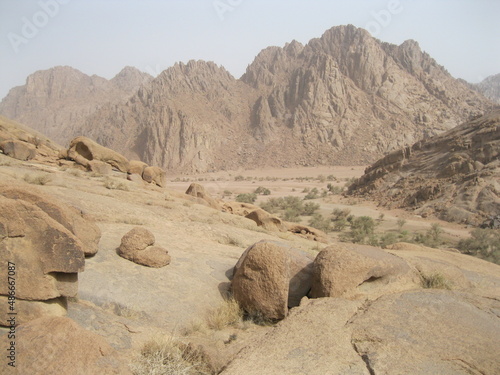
[348, 109, 500, 225]
[0, 25, 494, 172]
[0, 66, 152, 145]
[473, 73, 500, 104]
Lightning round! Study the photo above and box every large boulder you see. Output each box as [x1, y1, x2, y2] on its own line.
[142, 166, 166, 187]
[88, 159, 112, 175]
[0, 184, 101, 257]
[245, 209, 287, 232]
[185, 183, 221, 209]
[0, 297, 66, 326]
[0, 193, 85, 326]
[310, 243, 419, 299]
[232, 240, 314, 320]
[68, 136, 129, 173]
[117, 227, 171, 268]
[0, 139, 37, 160]
[0, 316, 130, 374]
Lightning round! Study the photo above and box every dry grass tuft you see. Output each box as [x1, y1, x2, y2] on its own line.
[420, 272, 451, 289]
[131, 336, 213, 375]
[206, 297, 243, 330]
[23, 172, 52, 185]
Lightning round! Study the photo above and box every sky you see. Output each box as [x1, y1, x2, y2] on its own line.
[0, 0, 499, 100]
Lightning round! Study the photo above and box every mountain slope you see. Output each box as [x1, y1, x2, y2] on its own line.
[473, 73, 500, 104]
[0, 25, 494, 171]
[348, 109, 500, 225]
[0, 66, 152, 146]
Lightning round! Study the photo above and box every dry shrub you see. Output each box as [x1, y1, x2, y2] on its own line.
[420, 272, 451, 289]
[103, 177, 129, 191]
[131, 336, 212, 375]
[206, 297, 243, 330]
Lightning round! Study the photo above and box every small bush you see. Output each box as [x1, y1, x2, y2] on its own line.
[341, 216, 377, 244]
[396, 218, 407, 232]
[254, 186, 271, 195]
[23, 173, 52, 185]
[301, 202, 320, 216]
[308, 213, 331, 233]
[327, 183, 344, 194]
[413, 223, 443, 248]
[304, 187, 319, 200]
[234, 175, 245, 181]
[235, 193, 257, 204]
[283, 207, 301, 223]
[420, 272, 451, 289]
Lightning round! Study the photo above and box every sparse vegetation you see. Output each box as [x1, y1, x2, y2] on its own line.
[396, 218, 407, 232]
[301, 202, 320, 216]
[131, 336, 213, 375]
[235, 193, 257, 204]
[206, 296, 244, 330]
[23, 172, 52, 185]
[458, 228, 500, 264]
[413, 223, 443, 248]
[340, 216, 377, 244]
[420, 272, 451, 289]
[304, 187, 320, 200]
[234, 175, 245, 181]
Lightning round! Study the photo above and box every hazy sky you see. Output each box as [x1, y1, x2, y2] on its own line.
[1, 0, 499, 100]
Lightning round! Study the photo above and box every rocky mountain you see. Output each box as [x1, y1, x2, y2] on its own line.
[348, 109, 500, 225]
[473, 73, 500, 104]
[0, 66, 152, 145]
[0, 25, 494, 172]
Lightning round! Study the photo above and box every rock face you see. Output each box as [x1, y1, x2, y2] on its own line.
[348, 109, 500, 225]
[142, 166, 166, 187]
[1, 26, 493, 172]
[117, 227, 171, 268]
[222, 291, 500, 375]
[0, 316, 130, 374]
[0, 65, 152, 146]
[310, 244, 419, 299]
[68, 136, 130, 173]
[0, 187, 86, 325]
[232, 241, 314, 320]
[472, 73, 500, 104]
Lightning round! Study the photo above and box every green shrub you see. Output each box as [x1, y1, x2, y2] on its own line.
[420, 272, 451, 289]
[413, 223, 443, 248]
[301, 202, 320, 216]
[458, 228, 500, 264]
[341, 216, 377, 244]
[304, 187, 319, 200]
[254, 186, 271, 195]
[283, 208, 301, 223]
[396, 218, 406, 231]
[234, 175, 245, 181]
[235, 193, 257, 204]
[308, 213, 331, 233]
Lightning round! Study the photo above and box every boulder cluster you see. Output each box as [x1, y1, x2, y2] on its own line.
[61, 136, 166, 187]
[231, 240, 420, 321]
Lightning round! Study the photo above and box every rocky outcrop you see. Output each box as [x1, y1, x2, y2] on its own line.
[0, 184, 101, 257]
[348, 109, 500, 225]
[117, 227, 171, 268]
[0, 316, 130, 374]
[245, 209, 287, 232]
[0, 190, 86, 325]
[185, 183, 222, 210]
[142, 166, 167, 187]
[232, 240, 314, 320]
[68, 136, 130, 172]
[1, 26, 493, 172]
[222, 291, 500, 375]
